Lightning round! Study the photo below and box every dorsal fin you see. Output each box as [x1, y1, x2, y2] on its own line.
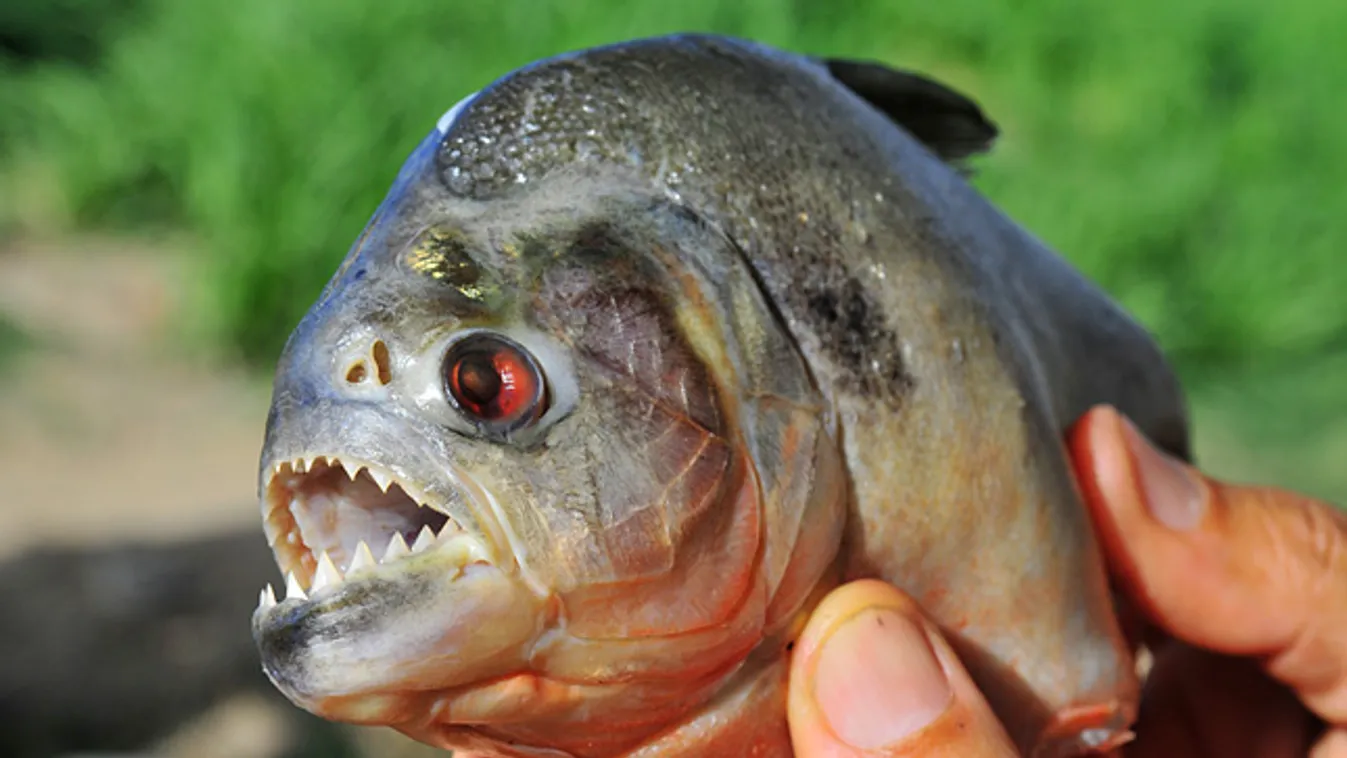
[822, 58, 998, 165]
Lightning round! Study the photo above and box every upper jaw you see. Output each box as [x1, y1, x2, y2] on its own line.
[256, 449, 509, 607]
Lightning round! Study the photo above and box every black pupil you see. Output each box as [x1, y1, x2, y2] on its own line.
[458, 353, 502, 406]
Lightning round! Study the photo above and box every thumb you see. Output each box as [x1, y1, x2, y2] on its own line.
[788, 580, 1019, 757]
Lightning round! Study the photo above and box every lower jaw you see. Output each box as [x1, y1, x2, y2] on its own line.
[253, 559, 547, 714]
[389, 655, 793, 758]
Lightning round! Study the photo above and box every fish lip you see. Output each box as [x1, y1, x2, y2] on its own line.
[256, 450, 512, 607]
[250, 559, 530, 710]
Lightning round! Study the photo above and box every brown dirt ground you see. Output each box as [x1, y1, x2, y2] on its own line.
[0, 238, 269, 560]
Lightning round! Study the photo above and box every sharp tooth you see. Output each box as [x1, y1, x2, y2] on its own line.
[293, 457, 308, 474]
[382, 533, 410, 563]
[262, 519, 282, 545]
[313, 551, 342, 591]
[411, 525, 437, 554]
[257, 584, 277, 611]
[285, 572, 308, 601]
[369, 469, 394, 492]
[339, 459, 361, 480]
[436, 519, 463, 540]
[348, 541, 376, 574]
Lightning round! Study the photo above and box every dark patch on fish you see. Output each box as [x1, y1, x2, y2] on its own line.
[804, 277, 915, 401]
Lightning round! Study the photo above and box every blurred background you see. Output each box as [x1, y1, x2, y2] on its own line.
[0, 0, 1343, 756]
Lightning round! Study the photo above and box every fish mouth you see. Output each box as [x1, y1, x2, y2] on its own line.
[256, 454, 495, 609]
[251, 453, 546, 722]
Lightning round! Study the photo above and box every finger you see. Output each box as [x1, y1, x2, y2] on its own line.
[1070, 405, 1347, 724]
[1129, 643, 1315, 757]
[788, 580, 1018, 757]
[1312, 728, 1347, 757]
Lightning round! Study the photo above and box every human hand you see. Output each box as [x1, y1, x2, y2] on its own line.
[788, 405, 1347, 756]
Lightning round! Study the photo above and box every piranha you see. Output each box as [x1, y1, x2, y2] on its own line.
[251, 34, 1190, 757]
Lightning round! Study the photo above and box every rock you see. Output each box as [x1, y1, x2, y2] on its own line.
[0, 528, 352, 757]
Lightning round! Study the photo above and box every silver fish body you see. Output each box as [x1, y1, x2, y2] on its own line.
[252, 34, 1188, 757]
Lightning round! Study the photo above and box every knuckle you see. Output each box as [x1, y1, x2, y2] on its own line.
[1241, 488, 1347, 598]
[1258, 497, 1347, 717]
[1291, 497, 1347, 592]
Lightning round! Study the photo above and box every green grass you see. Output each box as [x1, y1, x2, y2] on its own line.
[1190, 355, 1347, 503]
[0, 0, 1344, 499]
[0, 314, 31, 377]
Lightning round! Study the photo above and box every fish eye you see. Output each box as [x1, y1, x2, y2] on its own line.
[442, 332, 548, 433]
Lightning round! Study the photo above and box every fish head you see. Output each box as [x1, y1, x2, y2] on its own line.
[252, 89, 845, 754]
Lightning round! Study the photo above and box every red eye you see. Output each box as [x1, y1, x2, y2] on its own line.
[444, 334, 547, 431]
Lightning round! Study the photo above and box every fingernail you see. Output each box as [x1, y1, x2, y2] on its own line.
[814, 609, 953, 749]
[1122, 418, 1203, 530]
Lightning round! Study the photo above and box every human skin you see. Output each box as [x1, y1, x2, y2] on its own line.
[788, 404, 1347, 757]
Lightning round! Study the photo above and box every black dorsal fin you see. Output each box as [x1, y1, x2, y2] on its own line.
[822, 58, 998, 165]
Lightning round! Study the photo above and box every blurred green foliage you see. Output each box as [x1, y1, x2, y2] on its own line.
[0, 314, 30, 376]
[0, 0, 141, 154]
[0, 0, 140, 66]
[0, 0, 1343, 494]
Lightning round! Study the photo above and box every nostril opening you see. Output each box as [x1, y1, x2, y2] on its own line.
[345, 361, 369, 385]
[371, 340, 392, 386]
